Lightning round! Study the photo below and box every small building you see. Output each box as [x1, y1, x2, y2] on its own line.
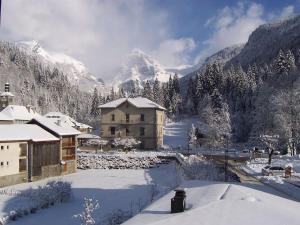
[28, 118, 81, 175]
[0, 105, 40, 124]
[99, 97, 165, 149]
[44, 112, 92, 133]
[0, 124, 60, 187]
[0, 83, 14, 111]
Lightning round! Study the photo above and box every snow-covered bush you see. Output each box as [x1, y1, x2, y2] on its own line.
[112, 137, 141, 152]
[0, 180, 72, 224]
[74, 198, 100, 225]
[86, 139, 109, 152]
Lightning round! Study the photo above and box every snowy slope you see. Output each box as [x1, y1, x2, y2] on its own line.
[123, 180, 300, 225]
[182, 44, 244, 82]
[16, 41, 105, 93]
[227, 15, 300, 68]
[113, 49, 177, 91]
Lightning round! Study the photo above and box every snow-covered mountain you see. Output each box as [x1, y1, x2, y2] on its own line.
[181, 44, 244, 82]
[16, 41, 105, 93]
[227, 15, 300, 68]
[113, 49, 177, 91]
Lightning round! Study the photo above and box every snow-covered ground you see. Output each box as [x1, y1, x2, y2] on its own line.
[123, 180, 300, 225]
[0, 163, 180, 225]
[163, 117, 200, 149]
[241, 155, 300, 201]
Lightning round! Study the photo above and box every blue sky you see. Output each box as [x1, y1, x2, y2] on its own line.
[0, 0, 299, 82]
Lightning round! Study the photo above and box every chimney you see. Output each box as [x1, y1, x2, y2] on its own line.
[4, 83, 10, 92]
[26, 105, 33, 113]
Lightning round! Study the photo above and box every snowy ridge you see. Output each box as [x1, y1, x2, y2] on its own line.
[114, 49, 177, 91]
[16, 40, 105, 93]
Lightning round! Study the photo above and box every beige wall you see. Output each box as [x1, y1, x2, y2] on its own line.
[100, 102, 164, 149]
[0, 142, 27, 176]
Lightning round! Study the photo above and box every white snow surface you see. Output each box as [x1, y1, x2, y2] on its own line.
[113, 49, 178, 90]
[99, 97, 166, 110]
[44, 112, 92, 129]
[0, 105, 40, 121]
[0, 124, 59, 142]
[0, 163, 180, 225]
[123, 180, 300, 225]
[16, 40, 105, 93]
[29, 118, 81, 136]
[164, 117, 205, 149]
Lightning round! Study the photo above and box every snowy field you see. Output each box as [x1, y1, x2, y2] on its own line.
[163, 116, 200, 149]
[0, 163, 180, 225]
[123, 180, 300, 225]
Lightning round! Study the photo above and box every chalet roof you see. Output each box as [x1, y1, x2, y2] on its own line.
[44, 112, 92, 129]
[0, 92, 14, 97]
[0, 105, 40, 121]
[99, 97, 166, 110]
[29, 117, 81, 136]
[0, 124, 59, 142]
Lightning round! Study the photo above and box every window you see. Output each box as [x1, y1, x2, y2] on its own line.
[0, 162, 3, 166]
[126, 128, 130, 136]
[111, 114, 115, 121]
[7, 146, 9, 150]
[126, 114, 130, 123]
[0, 146, 3, 150]
[6, 161, 9, 166]
[140, 127, 145, 136]
[141, 114, 145, 122]
[111, 127, 116, 135]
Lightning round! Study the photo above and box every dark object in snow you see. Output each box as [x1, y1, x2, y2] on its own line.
[171, 188, 186, 213]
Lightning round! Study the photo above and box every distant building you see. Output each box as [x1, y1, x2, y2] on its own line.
[0, 83, 14, 111]
[44, 112, 92, 133]
[28, 118, 81, 175]
[99, 97, 165, 149]
[0, 124, 60, 187]
[0, 105, 40, 124]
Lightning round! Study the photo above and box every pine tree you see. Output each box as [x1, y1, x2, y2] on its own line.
[152, 78, 162, 104]
[173, 74, 180, 94]
[142, 80, 153, 100]
[90, 88, 100, 118]
[274, 49, 288, 75]
[286, 50, 296, 72]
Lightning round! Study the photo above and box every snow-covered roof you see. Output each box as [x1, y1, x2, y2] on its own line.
[0, 92, 14, 97]
[29, 117, 81, 136]
[123, 180, 300, 225]
[44, 112, 92, 129]
[0, 124, 59, 142]
[0, 105, 40, 121]
[99, 97, 166, 110]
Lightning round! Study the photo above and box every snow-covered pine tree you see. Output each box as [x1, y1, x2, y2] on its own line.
[274, 49, 288, 75]
[90, 88, 100, 118]
[142, 80, 153, 100]
[286, 50, 296, 72]
[152, 78, 163, 105]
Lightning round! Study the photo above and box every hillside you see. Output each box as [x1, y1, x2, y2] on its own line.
[227, 15, 300, 68]
[0, 41, 93, 123]
[16, 41, 105, 93]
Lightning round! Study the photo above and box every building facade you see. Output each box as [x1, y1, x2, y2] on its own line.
[99, 97, 165, 149]
[0, 124, 60, 187]
[28, 118, 81, 175]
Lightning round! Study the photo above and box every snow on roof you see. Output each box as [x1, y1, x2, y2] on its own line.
[99, 97, 166, 110]
[123, 180, 300, 225]
[0, 124, 59, 142]
[30, 117, 81, 136]
[0, 105, 40, 121]
[0, 92, 14, 97]
[44, 112, 92, 129]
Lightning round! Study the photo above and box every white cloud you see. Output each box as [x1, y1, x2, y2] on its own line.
[196, 2, 265, 63]
[152, 38, 196, 67]
[0, 0, 194, 83]
[279, 5, 295, 20]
